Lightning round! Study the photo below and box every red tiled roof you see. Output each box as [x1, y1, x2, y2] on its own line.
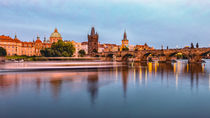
[35, 39, 42, 43]
[14, 38, 21, 43]
[0, 35, 15, 42]
[81, 42, 88, 45]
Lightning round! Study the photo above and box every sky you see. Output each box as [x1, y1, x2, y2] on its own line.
[0, 0, 210, 48]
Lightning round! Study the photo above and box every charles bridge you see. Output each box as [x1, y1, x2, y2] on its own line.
[98, 47, 210, 63]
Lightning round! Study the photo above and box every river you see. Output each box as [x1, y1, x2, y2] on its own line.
[0, 60, 210, 118]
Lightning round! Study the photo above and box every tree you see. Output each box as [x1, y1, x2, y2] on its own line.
[78, 50, 86, 57]
[0, 47, 7, 56]
[40, 40, 75, 57]
[191, 43, 194, 49]
[196, 43, 199, 48]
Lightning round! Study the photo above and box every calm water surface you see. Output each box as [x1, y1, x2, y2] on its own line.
[0, 60, 210, 118]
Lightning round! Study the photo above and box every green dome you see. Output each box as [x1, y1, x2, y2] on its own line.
[50, 28, 62, 38]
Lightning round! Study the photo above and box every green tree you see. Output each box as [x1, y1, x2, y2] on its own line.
[78, 50, 86, 57]
[40, 40, 75, 57]
[62, 51, 69, 57]
[0, 47, 7, 56]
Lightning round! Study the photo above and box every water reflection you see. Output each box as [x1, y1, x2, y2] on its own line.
[0, 61, 209, 101]
[87, 71, 99, 104]
[50, 78, 62, 99]
[121, 67, 128, 98]
[1, 61, 210, 118]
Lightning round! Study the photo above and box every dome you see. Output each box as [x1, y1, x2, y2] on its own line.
[50, 28, 62, 38]
[35, 39, 42, 43]
[35, 36, 42, 43]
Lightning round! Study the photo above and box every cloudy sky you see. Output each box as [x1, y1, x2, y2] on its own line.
[0, 0, 210, 48]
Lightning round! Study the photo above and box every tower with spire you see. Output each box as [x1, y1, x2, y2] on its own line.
[88, 27, 99, 55]
[121, 30, 129, 51]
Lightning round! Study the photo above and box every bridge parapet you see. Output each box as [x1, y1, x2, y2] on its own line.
[97, 47, 210, 62]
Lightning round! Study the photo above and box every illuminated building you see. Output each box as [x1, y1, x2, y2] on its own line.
[65, 40, 88, 57]
[120, 31, 129, 51]
[134, 43, 154, 51]
[0, 28, 61, 56]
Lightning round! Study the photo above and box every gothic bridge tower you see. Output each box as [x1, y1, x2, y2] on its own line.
[88, 27, 99, 55]
[120, 30, 129, 51]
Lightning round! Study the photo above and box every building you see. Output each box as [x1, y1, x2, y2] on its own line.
[0, 28, 61, 56]
[50, 28, 62, 43]
[81, 42, 88, 54]
[120, 31, 129, 51]
[63, 41, 88, 57]
[135, 43, 154, 51]
[102, 44, 119, 52]
[128, 45, 135, 51]
[98, 44, 105, 53]
[70, 40, 81, 57]
[88, 27, 99, 55]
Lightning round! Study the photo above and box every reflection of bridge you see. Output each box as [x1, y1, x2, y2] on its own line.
[99, 47, 210, 63]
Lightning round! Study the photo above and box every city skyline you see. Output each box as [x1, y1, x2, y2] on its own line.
[1, 0, 210, 48]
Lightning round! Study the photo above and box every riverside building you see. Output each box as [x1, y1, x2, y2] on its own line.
[0, 28, 62, 56]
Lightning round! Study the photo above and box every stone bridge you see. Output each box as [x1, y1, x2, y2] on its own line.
[98, 47, 210, 63]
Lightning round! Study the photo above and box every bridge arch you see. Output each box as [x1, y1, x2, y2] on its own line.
[141, 52, 158, 62]
[107, 54, 114, 58]
[122, 54, 134, 61]
[169, 52, 188, 59]
[201, 51, 210, 57]
[104, 53, 117, 61]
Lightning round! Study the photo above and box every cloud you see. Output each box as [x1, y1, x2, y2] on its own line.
[0, 0, 210, 48]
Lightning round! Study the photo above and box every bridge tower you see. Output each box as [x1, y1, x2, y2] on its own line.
[88, 27, 99, 56]
[120, 30, 129, 51]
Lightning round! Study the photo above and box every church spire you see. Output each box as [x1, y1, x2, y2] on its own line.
[44, 35, 46, 42]
[91, 27, 95, 35]
[123, 30, 127, 40]
[14, 34, 17, 39]
[54, 28, 58, 32]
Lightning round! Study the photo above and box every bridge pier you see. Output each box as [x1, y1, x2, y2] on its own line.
[188, 55, 203, 63]
[158, 56, 167, 63]
[140, 57, 148, 62]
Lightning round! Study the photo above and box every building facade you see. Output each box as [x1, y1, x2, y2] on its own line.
[135, 43, 154, 51]
[102, 44, 119, 52]
[0, 28, 62, 56]
[88, 27, 99, 55]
